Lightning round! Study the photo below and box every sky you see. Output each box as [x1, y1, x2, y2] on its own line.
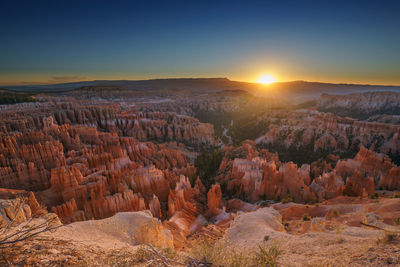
[0, 0, 400, 85]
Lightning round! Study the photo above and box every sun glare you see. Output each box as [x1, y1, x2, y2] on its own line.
[257, 74, 276, 85]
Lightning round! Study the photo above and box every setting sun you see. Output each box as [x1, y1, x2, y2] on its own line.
[257, 74, 276, 85]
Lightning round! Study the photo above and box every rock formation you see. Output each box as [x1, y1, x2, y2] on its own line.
[310, 171, 345, 200]
[207, 183, 222, 217]
[317, 91, 400, 119]
[256, 109, 400, 156]
[379, 167, 400, 190]
[1, 89, 400, 253]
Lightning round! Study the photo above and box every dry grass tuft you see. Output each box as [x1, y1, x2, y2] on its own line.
[253, 243, 282, 267]
[190, 238, 283, 267]
[106, 247, 153, 266]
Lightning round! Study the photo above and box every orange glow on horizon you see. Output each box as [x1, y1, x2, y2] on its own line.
[1, 72, 400, 87]
[256, 74, 276, 85]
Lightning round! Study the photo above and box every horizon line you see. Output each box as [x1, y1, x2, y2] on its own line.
[1, 77, 400, 88]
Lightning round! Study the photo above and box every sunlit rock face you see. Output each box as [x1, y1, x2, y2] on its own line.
[344, 170, 375, 197]
[0, 99, 217, 226]
[231, 157, 265, 202]
[215, 142, 316, 203]
[222, 207, 287, 249]
[0, 192, 60, 227]
[215, 141, 400, 204]
[207, 183, 222, 217]
[317, 92, 400, 118]
[256, 109, 400, 156]
[260, 162, 315, 203]
[310, 171, 345, 200]
[379, 167, 400, 190]
[307, 147, 400, 199]
[333, 147, 400, 193]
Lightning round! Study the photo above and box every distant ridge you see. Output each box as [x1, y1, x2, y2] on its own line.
[2, 78, 400, 99]
[1, 78, 232, 93]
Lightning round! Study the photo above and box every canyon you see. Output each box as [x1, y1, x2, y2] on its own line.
[0, 83, 399, 266]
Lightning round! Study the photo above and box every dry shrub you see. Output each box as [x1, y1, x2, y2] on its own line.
[106, 246, 153, 266]
[132, 247, 154, 263]
[253, 243, 282, 267]
[376, 232, 399, 245]
[107, 245, 184, 266]
[190, 238, 225, 265]
[281, 194, 293, 204]
[190, 238, 283, 267]
[302, 214, 311, 221]
[390, 192, 400, 198]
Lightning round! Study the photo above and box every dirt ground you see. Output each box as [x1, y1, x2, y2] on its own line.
[1, 197, 400, 266]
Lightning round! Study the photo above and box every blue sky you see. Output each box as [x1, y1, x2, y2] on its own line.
[0, 0, 399, 85]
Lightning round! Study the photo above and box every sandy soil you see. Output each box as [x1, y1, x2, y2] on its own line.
[1, 198, 399, 266]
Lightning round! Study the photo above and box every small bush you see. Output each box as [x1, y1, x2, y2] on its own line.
[391, 192, 400, 198]
[229, 251, 251, 267]
[302, 214, 311, 221]
[107, 247, 153, 266]
[253, 244, 282, 267]
[190, 238, 216, 264]
[369, 193, 379, 199]
[281, 194, 294, 204]
[394, 217, 400, 226]
[131, 247, 153, 263]
[190, 239, 283, 267]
